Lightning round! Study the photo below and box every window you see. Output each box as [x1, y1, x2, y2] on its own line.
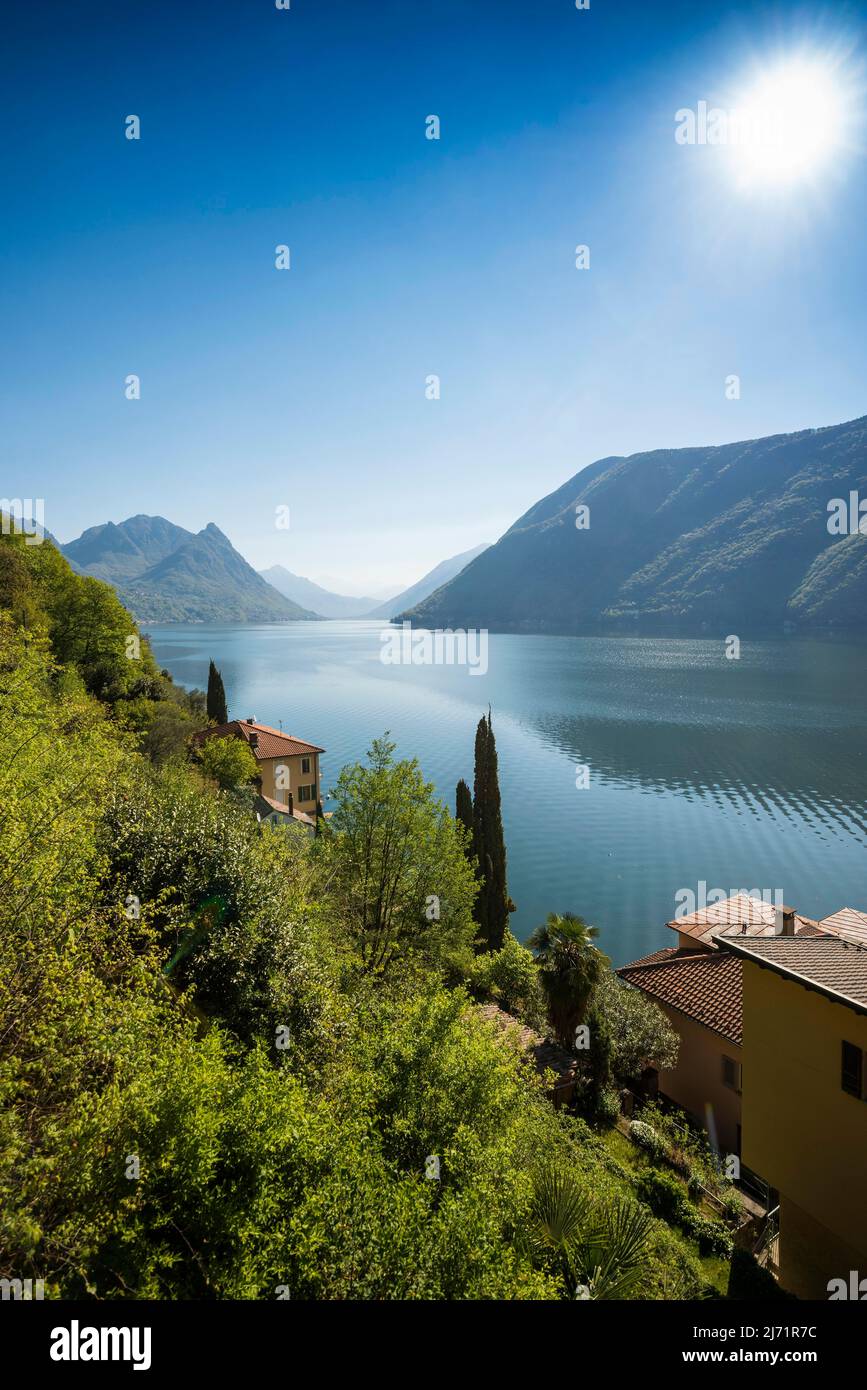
[721, 1055, 741, 1092]
[301, 757, 311, 775]
[842, 1041, 863, 1098]
[298, 784, 317, 803]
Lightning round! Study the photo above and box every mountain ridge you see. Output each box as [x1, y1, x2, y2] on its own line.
[258, 565, 382, 618]
[399, 416, 867, 634]
[62, 516, 317, 623]
[365, 544, 491, 619]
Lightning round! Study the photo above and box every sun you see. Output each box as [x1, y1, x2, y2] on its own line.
[728, 54, 849, 188]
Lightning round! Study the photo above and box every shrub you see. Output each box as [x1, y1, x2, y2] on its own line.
[197, 734, 258, 790]
[629, 1120, 667, 1162]
[686, 1168, 703, 1201]
[468, 930, 545, 1027]
[637, 1169, 734, 1258]
[637, 1168, 690, 1224]
[687, 1214, 734, 1259]
[592, 1086, 622, 1124]
[720, 1188, 745, 1225]
[590, 971, 679, 1083]
[728, 1248, 796, 1301]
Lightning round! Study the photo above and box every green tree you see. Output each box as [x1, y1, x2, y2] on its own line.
[207, 659, 228, 724]
[583, 997, 615, 1113]
[471, 712, 513, 951]
[324, 735, 478, 974]
[528, 912, 610, 1050]
[468, 930, 545, 1028]
[590, 971, 679, 1085]
[0, 529, 172, 706]
[108, 757, 333, 1048]
[455, 778, 473, 839]
[198, 735, 258, 791]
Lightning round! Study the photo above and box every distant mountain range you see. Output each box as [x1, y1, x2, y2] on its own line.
[257, 566, 382, 618]
[259, 547, 491, 620]
[59, 516, 492, 625]
[62, 516, 316, 623]
[365, 544, 491, 619]
[400, 417, 867, 634]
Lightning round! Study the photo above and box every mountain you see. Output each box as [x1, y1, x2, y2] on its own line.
[63, 515, 192, 582]
[258, 565, 383, 618]
[365, 544, 491, 620]
[64, 516, 318, 623]
[400, 417, 867, 635]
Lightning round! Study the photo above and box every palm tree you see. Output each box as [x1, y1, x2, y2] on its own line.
[527, 1163, 653, 1300]
[527, 912, 610, 1050]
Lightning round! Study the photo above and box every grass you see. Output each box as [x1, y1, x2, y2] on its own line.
[597, 1121, 733, 1297]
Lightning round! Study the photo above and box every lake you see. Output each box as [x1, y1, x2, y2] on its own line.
[146, 622, 867, 967]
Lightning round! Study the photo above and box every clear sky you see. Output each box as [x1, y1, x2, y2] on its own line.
[2, 0, 866, 592]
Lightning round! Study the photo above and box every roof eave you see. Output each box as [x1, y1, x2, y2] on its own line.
[717, 939, 867, 1019]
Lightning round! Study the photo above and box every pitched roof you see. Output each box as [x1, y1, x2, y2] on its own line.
[819, 907, 867, 949]
[477, 1003, 578, 1090]
[617, 948, 743, 1045]
[619, 946, 685, 969]
[719, 935, 867, 1016]
[196, 720, 324, 760]
[667, 892, 819, 947]
[253, 793, 316, 827]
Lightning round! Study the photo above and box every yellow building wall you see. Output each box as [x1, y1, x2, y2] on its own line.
[257, 752, 321, 807]
[741, 961, 867, 1297]
[655, 1005, 742, 1157]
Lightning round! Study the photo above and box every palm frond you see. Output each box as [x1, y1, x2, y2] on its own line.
[528, 1164, 589, 1253]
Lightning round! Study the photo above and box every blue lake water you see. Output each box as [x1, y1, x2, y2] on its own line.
[147, 622, 867, 967]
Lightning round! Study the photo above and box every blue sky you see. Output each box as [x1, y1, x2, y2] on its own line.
[2, 0, 866, 592]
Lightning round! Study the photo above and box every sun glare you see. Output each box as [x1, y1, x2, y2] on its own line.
[725, 50, 859, 190]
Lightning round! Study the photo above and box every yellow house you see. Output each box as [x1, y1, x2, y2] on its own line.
[722, 935, 867, 1299]
[197, 718, 324, 827]
[618, 894, 826, 1158]
[617, 946, 744, 1157]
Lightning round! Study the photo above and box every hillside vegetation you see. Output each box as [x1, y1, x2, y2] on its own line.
[0, 528, 729, 1299]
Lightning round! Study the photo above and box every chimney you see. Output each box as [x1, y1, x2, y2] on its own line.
[287, 792, 294, 815]
[775, 905, 796, 936]
[246, 717, 256, 724]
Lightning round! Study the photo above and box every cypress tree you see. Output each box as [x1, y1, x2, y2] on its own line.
[455, 778, 473, 840]
[471, 711, 513, 952]
[206, 659, 228, 725]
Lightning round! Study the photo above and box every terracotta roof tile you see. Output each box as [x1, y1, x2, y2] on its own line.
[477, 1003, 578, 1089]
[667, 892, 819, 947]
[254, 793, 316, 826]
[617, 948, 743, 1045]
[195, 720, 324, 760]
[618, 946, 682, 968]
[819, 907, 867, 948]
[720, 935, 867, 1014]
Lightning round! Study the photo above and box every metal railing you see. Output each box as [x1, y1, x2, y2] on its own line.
[753, 1204, 780, 1270]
